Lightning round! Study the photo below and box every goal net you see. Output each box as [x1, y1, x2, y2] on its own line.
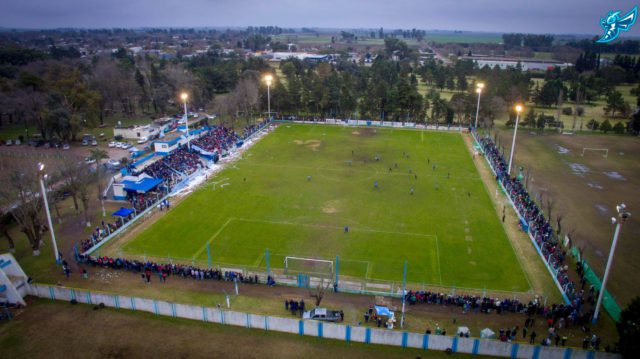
[581, 148, 608, 158]
[284, 256, 333, 276]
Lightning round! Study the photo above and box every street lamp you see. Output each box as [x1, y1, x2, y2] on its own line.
[592, 204, 631, 323]
[264, 74, 273, 120]
[180, 92, 191, 150]
[507, 104, 523, 176]
[474, 83, 484, 129]
[37, 163, 60, 264]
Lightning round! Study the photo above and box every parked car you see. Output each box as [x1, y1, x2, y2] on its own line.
[137, 137, 148, 144]
[302, 308, 343, 322]
[121, 142, 132, 150]
[4, 140, 12, 146]
[14, 139, 21, 145]
[84, 157, 96, 165]
[104, 159, 121, 170]
[91, 139, 98, 146]
[62, 143, 70, 150]
[81, 139, 89, 146]
[115, 142, 123, 148]
[108, 141, 116, 148]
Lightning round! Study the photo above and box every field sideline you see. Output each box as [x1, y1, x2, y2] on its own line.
[109, 124, 529, 292]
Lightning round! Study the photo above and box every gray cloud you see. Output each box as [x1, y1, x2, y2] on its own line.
[1, 0, 640, 36]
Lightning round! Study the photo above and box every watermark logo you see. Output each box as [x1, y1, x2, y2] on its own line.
[596, 6, 637, 43]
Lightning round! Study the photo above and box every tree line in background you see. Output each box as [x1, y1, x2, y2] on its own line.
[1, 36, 639, 142]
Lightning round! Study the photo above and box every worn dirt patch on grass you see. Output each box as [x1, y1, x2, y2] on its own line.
[294, 139, 322, 151]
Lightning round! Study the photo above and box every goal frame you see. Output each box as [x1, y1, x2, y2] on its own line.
[581, 148, 608, 159]
[284, 256, 334, 276]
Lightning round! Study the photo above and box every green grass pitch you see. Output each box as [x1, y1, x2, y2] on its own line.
[120, 124, 529, 292]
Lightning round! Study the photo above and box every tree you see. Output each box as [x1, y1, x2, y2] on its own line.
[629, 110, 640, 135]
[613, 121, 626, 134]
[308, 278, 332, 307]
[604, 90, 625, 118]
[0, 212, 15, 253]
[587, 119, 599, 131]
[600, 119, 612, 133]
[89, 148, 109, 217]
[0, 160, 46, 255]
[618, 297, 640, 358]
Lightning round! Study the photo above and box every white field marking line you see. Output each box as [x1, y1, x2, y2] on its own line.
[466, 135, 534, 293]
[365, 261, 372, 279]
[193, 217, 235, 259]
[232, 217, 436, 238]
[434, 234, 443, 285]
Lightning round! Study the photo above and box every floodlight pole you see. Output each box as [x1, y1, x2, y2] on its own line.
[474, 89, 482, 128]
[38, 166, 60, 264]
[182, 97, 191, 150]
[592, 206, 629, 323]
[507, 110, 522, 176]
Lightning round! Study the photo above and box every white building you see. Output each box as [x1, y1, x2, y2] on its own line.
[461, 56, 572, 72]
[114, 124, 161, 141]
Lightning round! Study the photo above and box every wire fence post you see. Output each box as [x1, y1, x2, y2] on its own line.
[265, 248, 271, 275]
[401, 260, 407, 328]
[335, 255, 339, 291]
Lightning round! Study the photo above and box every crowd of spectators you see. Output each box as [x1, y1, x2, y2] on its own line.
[478, 134, 576, 303]
[78, 254, 263, 285]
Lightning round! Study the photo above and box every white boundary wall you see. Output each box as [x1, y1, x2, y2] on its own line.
[28, 284, 618, 359]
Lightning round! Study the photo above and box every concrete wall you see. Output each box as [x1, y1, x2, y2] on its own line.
[28, 284, 619, 359]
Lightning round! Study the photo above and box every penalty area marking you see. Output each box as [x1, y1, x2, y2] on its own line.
[193, 217, 234, 258]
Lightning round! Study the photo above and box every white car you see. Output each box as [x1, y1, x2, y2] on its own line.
[62, 143, 70, 150]
[105, 159, 121, 170]
[137, 137, 148, 144]
[108, 141, 116, 148]
[84, 157, 96, 165]
[91, 139, 98, 146]
[115, 142, 123, 148]
[121, 143, 132, 150]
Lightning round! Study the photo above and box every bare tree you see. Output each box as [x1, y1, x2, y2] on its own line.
[0, 160, 47, 255]
[556, 213, 564, 236]
[309, 278, 332, 307]
[545, 197, 555, 224]
[0, 212, 15, 253]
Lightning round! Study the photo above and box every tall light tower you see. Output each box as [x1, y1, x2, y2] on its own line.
[180, 92, 191, 150]
[264, 74, 273, 120]
[592, 204, 631, 323]
[474, 83, 484, 129]
[37, 162, 60, 263]
[507, 104, 523, 176]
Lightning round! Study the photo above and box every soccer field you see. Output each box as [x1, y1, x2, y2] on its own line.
[117, 124, 529, 292]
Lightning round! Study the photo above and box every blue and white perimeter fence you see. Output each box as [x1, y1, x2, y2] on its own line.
[471, 132, 571, 304]
[29, 283, 616, 359]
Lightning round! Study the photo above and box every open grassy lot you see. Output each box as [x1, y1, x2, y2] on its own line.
[493, 130, 640, 306]
[110, 124, 528, 292]
[0, 299, 483, 359]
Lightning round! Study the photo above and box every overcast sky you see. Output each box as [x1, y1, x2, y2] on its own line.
[2, 0, 640, 36]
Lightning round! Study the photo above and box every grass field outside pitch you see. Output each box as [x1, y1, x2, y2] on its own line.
[114, 124, 530, 292]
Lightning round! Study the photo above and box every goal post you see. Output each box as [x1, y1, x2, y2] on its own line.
[581, 148, 608, 158]
[284, 256, 333, 276]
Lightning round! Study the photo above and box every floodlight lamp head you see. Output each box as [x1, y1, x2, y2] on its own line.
[38, 162, 45, 172]
[515, 104, 523, 113]
[264, 74, 273, 85]
[180, 93, 188, 101]
[611, 217, 617, 225]
[476, 88, 482, 94]
[477, 83, 484, 89]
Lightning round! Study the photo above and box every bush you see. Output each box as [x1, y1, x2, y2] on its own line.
[613, 122, 625, 134]
[587, 119, 599, 131]
[600, 119, 612, 133]
[114, 135, 123, 141]
[562, 107, 572, 115]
